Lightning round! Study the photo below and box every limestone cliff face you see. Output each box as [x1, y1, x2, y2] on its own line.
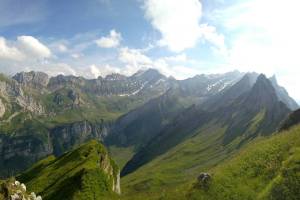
[0, 120, 112, 177]
[50, 120, 111, 156]
[0, 77, 45, 115]
[0, 98, 5, 118]
[13, 71, 49, 90]
[0, 134, 52, 177]
[99, 153, 121, 194]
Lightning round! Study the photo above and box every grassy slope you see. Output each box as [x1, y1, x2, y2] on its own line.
[108, 146, 135, 170]
[120, 122, 234, 200]
[18, 140, 119, 200]
[188, 124, 300, 199]
[120, 122, 300, 200]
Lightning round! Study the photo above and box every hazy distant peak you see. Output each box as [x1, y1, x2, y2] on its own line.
[105, 73, 127, 81]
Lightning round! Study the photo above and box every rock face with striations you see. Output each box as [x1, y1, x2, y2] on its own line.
[51, 120, 111, 156]
[0, 98, 5, 118]
[13, 71, 49, 90]
[0, 120, 111, 177]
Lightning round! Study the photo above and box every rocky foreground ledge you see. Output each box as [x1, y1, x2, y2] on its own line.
[0, 179, 42, 200]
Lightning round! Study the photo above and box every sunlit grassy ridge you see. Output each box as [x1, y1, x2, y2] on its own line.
[18, 140, 120, 200]
[120, 123, 232, 200]
[120, 123, 300, 200]
[188, 124, 300, 200]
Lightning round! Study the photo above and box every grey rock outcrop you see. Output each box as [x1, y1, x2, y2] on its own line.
[50, 120, 111, 156]
[0, 98, 5, 118]
[196, 172, 212, 189]
[13, 71, 49, 90]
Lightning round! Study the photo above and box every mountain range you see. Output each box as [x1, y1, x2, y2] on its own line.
[0, 69, 299, 200]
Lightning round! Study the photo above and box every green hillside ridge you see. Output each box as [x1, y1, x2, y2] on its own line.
[189, 124, 300, 200]
[17, 140, 120, 200]
[120, 123, 300, 200]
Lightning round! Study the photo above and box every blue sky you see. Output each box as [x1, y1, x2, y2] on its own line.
[0, 0, 299, 102]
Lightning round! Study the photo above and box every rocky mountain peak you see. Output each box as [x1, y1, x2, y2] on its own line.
[269, 74, 299, 110]
[245, 74, 279, 109]
[13, 71, 49, 89]
[244, 72, 259, 86]
[269, 74, 278, 85]
[132, 68, 165, 81]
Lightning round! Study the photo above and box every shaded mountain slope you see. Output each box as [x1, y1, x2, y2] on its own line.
[104, 71, 244, 168]
[106, 89, 188, 150]
[279, 108, 300, 131]
[121, 74, 290, 177]
[18, 140, 120, 200]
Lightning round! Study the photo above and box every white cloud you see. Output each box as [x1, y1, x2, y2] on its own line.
[37, 62, 77, 76]
[118, 47, 152, 69]
[89, 64, 101, 78]
[0, 37, 24, 61]
[0, 35, 51, 62]
[95, 29, 122, 48]
[143, 0, 226, 53]
[57, 44, 68, 53]
[199, 24, 226, 54]
[88, 64, 122, 78]
[143, 0, 202, 52]
[0, 36, 61, 76]
[17, 36, 51, 58]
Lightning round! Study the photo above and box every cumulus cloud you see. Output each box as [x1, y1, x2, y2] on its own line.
[89, 64, 101, 78]
[37, 62, 77, 76]
[95, 29, 122, 48]
[0, 37, 24, 61]
[143, 0, 225, 53]
[0, 35, 62, 76]
[0, 35, 51, 62]
[17, 36, 51, 58]
[143, 0, 202, 52]
[88, 64, 122, 78]
[118, 47, 152, 70]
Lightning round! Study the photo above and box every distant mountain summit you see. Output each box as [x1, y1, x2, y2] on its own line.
[13, 71, 49, 89]
[269, 75, 299, 110]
